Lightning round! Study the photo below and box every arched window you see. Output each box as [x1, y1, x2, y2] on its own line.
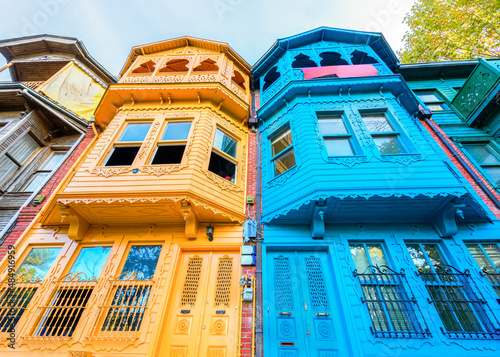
[231, 70, 246, 90]
[291, 53, 317, 68]
[263, 66, 280, 91]
[158, 59, 189, 73]
[193, 59, 219, 72]
[132, 60, 156, 74]
[319, 52, 348, 66]
[350, 50, 378, 65]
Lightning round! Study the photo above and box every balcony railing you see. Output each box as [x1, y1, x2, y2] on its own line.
[88, 271, 154, 340]
[0, 274, 40, 333]
[353, 265, 431, 338]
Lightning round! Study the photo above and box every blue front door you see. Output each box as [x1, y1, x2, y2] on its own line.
[265, 250, 347, 357]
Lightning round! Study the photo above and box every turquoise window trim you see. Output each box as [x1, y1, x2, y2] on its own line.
[269, 125, 297, 179]
[316, 111, 364, 158]
[358, 108, 417, 156]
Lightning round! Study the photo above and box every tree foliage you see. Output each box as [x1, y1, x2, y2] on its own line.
[399, 0, 500, 63]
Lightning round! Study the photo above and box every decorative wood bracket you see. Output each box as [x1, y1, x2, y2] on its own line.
[310, 200, 326, 239]
[58, 204, 90, 241]
[432, 199, 465, 237]
[180, 201, 199, 239]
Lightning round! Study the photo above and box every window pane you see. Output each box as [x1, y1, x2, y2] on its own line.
[373, 136, 405, 154]
[362, 114, 393, 133]
[483, 244, 500, 269]
[8, 135, 40, 164]
[271, 129, 293, 156]
[17, 247, 61, 281]
[427, 104, 446, 111]
[120, 245, 162, 280]
[324, 138, 353, 156]
[350, 244, 370, 272]
[208, 151, 237, 180]
[70, 247, 111, 280]
[416, 92, 441, 102]
[407, 244, 431, 272]
[40, 152, 66, 170]
[367, 244, 388, 266]
[161, 122, 191, 141]
[105, 146, 140, 166]
[466, 244, 494, 270]
[0, 155, 19, 185]
[23, 172, 50, 192]
[463, 144, 500, 165]
[318, 116, 347, 135]
[274, 149, 296, 176]
[422, 244, 446, 268]
[214, 129, 237, 158]
[483, 167, 500, 186]
[118, 123, 151, 142]
[151, 145, 185, 165]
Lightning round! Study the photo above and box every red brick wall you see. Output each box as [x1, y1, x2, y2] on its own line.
[422, 119, 500, 219]
[240, 126, 259, 357]
[0, 124, 96, 260]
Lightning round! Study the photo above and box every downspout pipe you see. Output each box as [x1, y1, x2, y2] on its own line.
[425, 118, 500, 210]
[251, 75, 264, 357]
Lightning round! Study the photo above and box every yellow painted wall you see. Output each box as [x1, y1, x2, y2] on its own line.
[60, 105, 249, 220]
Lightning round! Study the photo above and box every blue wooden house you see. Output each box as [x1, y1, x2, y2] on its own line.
[252, 27, 500, 356]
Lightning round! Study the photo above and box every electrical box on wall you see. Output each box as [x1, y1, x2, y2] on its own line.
[243, 287, 253, 301]
[241, 255, 256, 266]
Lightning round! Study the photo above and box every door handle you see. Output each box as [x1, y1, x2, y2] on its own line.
[279, 312, 292, 316]
[315, 313, 330, 317]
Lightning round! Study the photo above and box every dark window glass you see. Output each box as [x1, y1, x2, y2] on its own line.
[319, 52, 348, 66]
[105, 147, 141, 166]
[263, 66, 280, 91]
[151, 145, 185, 165]
[350, 50, 378, 64]
[292, 53, 317, 68]
[209, 151, 237, 180]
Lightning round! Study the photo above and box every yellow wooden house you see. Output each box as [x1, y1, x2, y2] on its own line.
[0, 36, 251, 357]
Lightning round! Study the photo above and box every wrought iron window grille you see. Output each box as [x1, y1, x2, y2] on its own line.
[0, 274, 40, 333]
[353, 265, 431, 338]
[89, 271, 154, 341]
[29, 272, 97, 340]
[416, 265, 500, 339]
[480, 267, 500, 302]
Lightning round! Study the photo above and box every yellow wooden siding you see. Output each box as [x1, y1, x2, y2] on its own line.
[61, 106, 248, 218]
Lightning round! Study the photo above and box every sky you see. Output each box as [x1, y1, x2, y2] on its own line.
[0, 0, 415, 81]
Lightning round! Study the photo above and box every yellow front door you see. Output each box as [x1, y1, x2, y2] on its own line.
[163, 251, 240, 357]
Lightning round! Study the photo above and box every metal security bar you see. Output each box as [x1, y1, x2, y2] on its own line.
[417, 265, 500, 339]
[353, 265, 431, 338]
[30, 272, 96, 339]
[481, 268, 500, 299]
[90, 272, 153, 340]
[0, 275, 40, 333]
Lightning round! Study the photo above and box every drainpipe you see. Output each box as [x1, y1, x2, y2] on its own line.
[251, 80, 264, 357]
[424, 118, 500, 210]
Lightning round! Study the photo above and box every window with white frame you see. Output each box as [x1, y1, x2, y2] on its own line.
[0, 134, 41, 186]
[317, 113, 356, 156]
[208, 128, 238, 182]
[104, 122, 152, 166]
[462, 142, 500, 186]
[23, 151, 67, 192]
[270, 127, 296, 176]
[150, 121, 192, 165]
[361, 113, 407, 155]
